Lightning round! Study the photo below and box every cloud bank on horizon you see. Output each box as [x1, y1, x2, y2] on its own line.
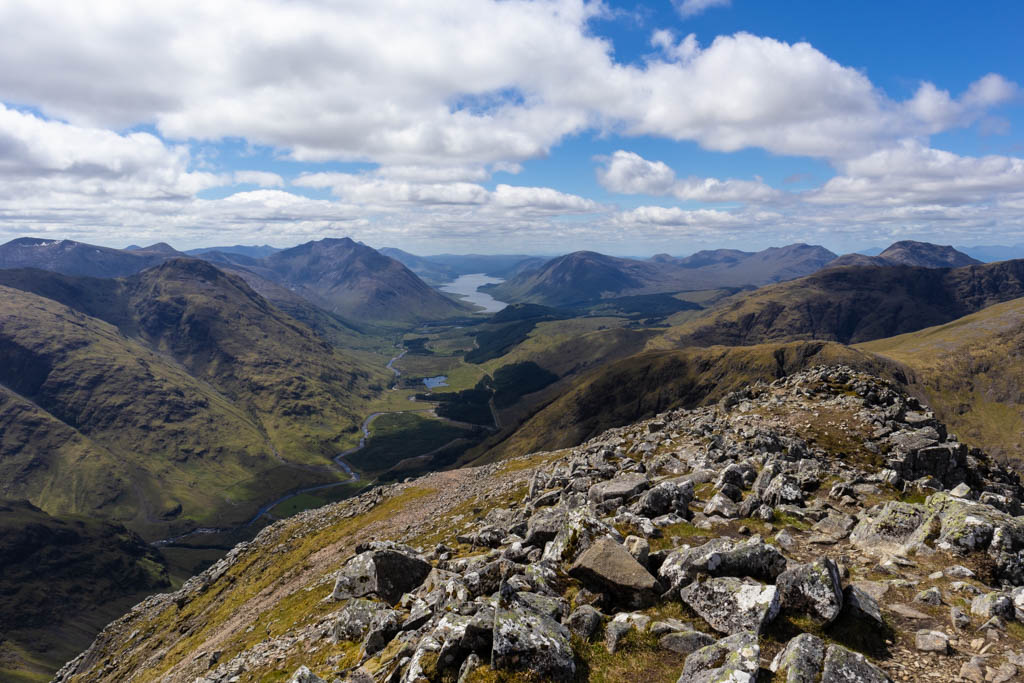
[0, 0, 1021, 255]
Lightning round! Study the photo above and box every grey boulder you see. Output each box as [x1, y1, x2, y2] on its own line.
[492, 606, 575, 680]
[332, 548, 432, 604]
[588, 473, 650, 504]
[569, 537, 661, 609]
[677, 631, 760, 683]
[776, 557, 844, 626]
[770, 633, 825, 683]
[679, 576, 780, 635]
[821, 644, 891, 682]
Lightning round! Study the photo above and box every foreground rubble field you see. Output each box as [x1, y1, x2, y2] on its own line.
[55, 366, 1024, 682]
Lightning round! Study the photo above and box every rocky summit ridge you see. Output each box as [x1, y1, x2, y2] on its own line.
[55, 366, 1024, 683]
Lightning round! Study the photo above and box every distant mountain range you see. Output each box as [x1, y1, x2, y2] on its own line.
[185, 244, 281, 259]
[483, 244, 838, 306]
[957, 244, 1024, 262]
[0, 237, 172, 277]
[829, 240, 981, 268]
[0, 237, 470, 325]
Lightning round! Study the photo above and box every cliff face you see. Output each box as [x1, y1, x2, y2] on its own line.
[56, 367, 1024, 682]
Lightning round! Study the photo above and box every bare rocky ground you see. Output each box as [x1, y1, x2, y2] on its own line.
[54, 366, 1024, 682]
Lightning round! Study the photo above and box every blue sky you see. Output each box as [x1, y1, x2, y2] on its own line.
[0, 0, 1021, 255]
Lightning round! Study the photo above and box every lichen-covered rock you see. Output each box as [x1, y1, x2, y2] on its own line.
[971, 591, 1014, 620]
[850, 501, 925, 555]
[588, 473, 650, 504]
[677, 631, 759, 683]
[764, 473, 804, 506]
[332, 548, 432, 604]
[635, 479, 694, 518]
[770, 633, 825, 683]
[657, 536, 786, 593]
[712, 535, 788, 582]
[542, 509, 618, 565]
[909, 493, 1024, 584]
[680, 576, 780, 634]
[658, 538, 733, 591]
[821, 644, 892, 682]
[776, 557, 844, 626]
[565, 604, 602, 640]
[289, 666, 325, 683]
[333, 598, 391, 642]
[492, 606, 575, 680]
[524, 506, 566, 547]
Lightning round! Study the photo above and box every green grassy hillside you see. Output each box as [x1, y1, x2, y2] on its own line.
[0, 284, 293, 530]
[0, 263, 390, 535]
[125, 259, 386, 462]
[857, 297, 1024, 463]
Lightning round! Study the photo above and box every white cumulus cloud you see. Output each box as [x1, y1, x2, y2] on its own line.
[597, 150, 780, 202]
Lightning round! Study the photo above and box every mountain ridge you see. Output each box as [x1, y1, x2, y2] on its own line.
[485, 244, 838, 307]
[828, 240, 981, 269]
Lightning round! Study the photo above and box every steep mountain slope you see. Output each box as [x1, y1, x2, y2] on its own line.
[484, 251, 661, 306]
[0, 262, 388, 534]
[0, 237, 172, 278]
[858, 297, 1024, 464]
[828, 240, 981, 268]
[0, 284, 283, 529]
[54, 366, 1024, 683]
[264, 238, 471, 323]
[658, 259, 1024, 348]
[485, 244, 836, 307]
[123, 259, 383, 459]
[0, 500, 169, 681]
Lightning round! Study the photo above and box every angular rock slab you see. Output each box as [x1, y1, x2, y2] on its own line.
[776, 557, 844, 626]
[680, 576, 780, 635]
[821, 644, 892, 683]
[492, 606, 575, 680]
[678, 631, 759, 683]
[771, 633, 825, 683]
[332, 549, 432, 604]
[588, 473, 650, 504]
[542, 509, 617, 565]
[849, 501, 925, 556]
[658, 536, 787, 592]
[569, 537, 661, 609]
